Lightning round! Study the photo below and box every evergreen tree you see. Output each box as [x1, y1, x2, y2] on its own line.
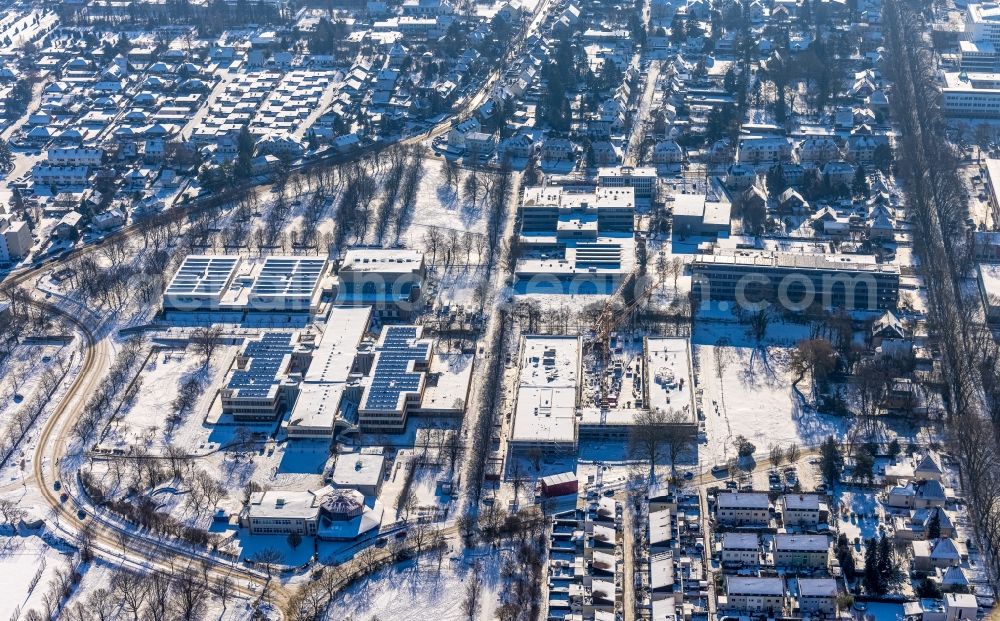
[836, 534, 857, 582]
[927, 509, 942, 540]
[854, 442, 876, 484]
[877, 534, 899, 593]
[670, 13, 686, 45]
[853, 164, 870, 197]
[819, 436, 844, 486]
[863, 538, 882, 594]
[766, 164, 787, 196]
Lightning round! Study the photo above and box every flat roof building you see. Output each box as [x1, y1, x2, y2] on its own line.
[330, 451, 385, 496]
[241, 487, 383, 540]
[336, 248, 425, 318]
[357, 325, 433, 433]
[977, 262, 1000, 322]
[597, 165, 658, 198]
[509, 335, 582, 453]
[164, 254, 331, 317]
[692, 249, 900, 311]
[516, 186, 636, 291]
[221, 332, 309, 422]
[286, 306, 373, 439]
[670, 179, 733, 236]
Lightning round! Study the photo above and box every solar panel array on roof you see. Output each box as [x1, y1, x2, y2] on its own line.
[363, 326, 430, 411]
[227, 332, 295, 398]
[165, 256, 239, 297]
[251, 257, 327, 298]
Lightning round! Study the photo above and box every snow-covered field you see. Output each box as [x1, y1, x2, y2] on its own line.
[0, 533, 73, 620]
[101, 344, 236, 452]
[692, 319, 848, 466]
[0, 343, 67, 421]
[326, 549, 504, 621]
[399, 158, 489, 253]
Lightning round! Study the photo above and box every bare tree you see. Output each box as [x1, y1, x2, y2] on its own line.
[112, 570, 150, 620]
[786, 442, 801, 464]
[171, 571, 209, 620]
[250, 547, 285, 578]
[190, 325, 223, 368]
[769, 443, 785, 469]
[0, 497, 25, 530]
[463, 561, 483, 619]
[629, 408, 692, 480]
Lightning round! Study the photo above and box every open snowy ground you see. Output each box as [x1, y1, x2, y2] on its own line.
[103, 344, 237, 453]
[692, 318, 848, 467]
[326, 548, 505, 621]
[0, 533, 73, 620]
[398, 158, 489, 253]
[0, 343, 67, 422]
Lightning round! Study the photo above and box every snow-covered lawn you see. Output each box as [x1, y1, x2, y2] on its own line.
[0, 533, 73, 620]
[103, 344, 236, 453]
[326, 549, 504, 621]
[693, 319, 848, 466]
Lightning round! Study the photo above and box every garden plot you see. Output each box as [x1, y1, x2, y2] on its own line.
[834, 490, 884, 546]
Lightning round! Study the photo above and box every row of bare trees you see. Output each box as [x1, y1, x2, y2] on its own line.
[0, 350, 71, 468]
[884, 0, 1000, 589]
[19, 558, 80, 621]
[70, 336, 144, 446]
[55, 564, 239, 621]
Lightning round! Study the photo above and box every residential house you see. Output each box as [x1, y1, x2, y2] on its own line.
[92, 208, 125, 231]
[52, 211, 84, 239]
[773, 534, 830, 569]
[781, 494, 822, 527]
[653, 139, 684, 164]
[944, 593, 977, 621]
[914, 454, 944, 482]
[797, 136, 841, 163]
[724, 577, 785, 615]
[0, 218, 32, 261]
[888, 479, 947, 509]
[721, 532, 760, 565]
[541, 137, 575, 161]
[777, 188, 808, 213]
[870, 310, 913, 358]
[716, 492, 770, 525]
[912, 538, 963, 571]
[738, 136, 793, 165]
[797, 578, 838, 615]
[499, 133, 535, 160]
[447, 117, 481, 150]
[821, 161, 856, 187]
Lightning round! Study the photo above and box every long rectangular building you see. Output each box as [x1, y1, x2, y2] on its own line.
[286, 306, 373, 438]
[164, 254, 331, 316]
[508, 335, 582, 454]
[691, 250, 899, 311]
